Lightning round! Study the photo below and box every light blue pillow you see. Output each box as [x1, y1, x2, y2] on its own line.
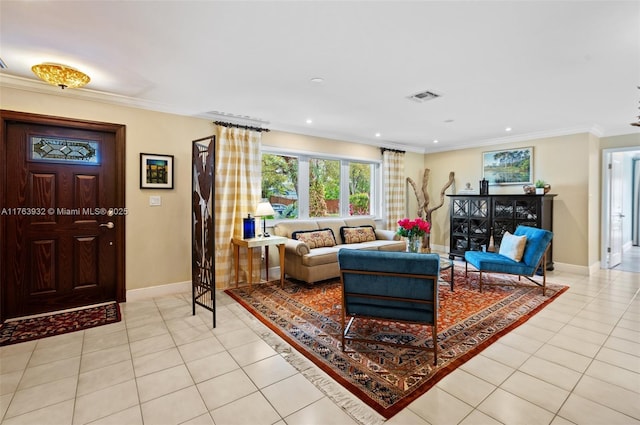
[499, 231, 527, 262]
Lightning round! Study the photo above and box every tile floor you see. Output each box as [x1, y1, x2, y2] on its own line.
[613, 246, 640, 273]
[1, 264, 639, 425]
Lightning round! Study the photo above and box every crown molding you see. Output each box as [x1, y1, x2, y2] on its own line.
[0, 74, 194, 117]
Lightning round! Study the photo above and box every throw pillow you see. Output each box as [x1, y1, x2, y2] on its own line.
[340, 226, 376, 244]
[292, 228, 337, 249]
[498, 231, 527, 262]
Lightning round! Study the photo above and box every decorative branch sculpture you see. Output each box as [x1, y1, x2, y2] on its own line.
[407, 169, 455, 252]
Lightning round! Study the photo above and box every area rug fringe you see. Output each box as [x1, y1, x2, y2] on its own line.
[227, 300, 385, 425]
[225, 275, 568, 420]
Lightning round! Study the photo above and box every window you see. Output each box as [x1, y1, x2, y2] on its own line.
[262, 152, 379, 219]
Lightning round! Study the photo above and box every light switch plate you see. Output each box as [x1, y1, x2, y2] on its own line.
[149, 196, 161, 206]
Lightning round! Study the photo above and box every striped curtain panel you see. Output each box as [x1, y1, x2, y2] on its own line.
[214, 125, 262, 289]
[382, 149, 405, 231]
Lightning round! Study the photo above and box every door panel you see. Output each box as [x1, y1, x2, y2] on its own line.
[609, 155, 623, 268]
[1, 111, 125, 320]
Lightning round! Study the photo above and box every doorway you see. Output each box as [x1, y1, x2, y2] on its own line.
[601, 147, 640, 271]
[1, 111, 126, 321]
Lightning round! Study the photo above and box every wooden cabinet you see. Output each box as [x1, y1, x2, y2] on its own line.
[448, 194, 555, 269]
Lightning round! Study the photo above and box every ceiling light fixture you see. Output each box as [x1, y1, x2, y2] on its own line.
[433, 139, 439, 143]
[31, 63, 90, 89]
[505, 127, 512, 132]
[306, 118, 313, 124]
[310, 77, 324, 84]
[375, 132, 381, 137]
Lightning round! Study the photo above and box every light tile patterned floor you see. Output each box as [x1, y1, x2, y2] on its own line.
[1, 264, 638, 425]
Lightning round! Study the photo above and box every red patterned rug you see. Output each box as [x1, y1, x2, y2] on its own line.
[0, 303, 121, 346]
[225, 269, 568, 419]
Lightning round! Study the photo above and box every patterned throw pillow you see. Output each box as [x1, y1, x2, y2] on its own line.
[498, 231, 527, 262]
[292, 228, 337, 249]
[340, 226, 376, 244]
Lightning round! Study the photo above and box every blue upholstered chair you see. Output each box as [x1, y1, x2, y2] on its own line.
[337, 249, 440, 365]
[465, 225, 553, 295]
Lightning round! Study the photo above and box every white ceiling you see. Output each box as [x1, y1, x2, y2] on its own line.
[1, 1, 639, 153]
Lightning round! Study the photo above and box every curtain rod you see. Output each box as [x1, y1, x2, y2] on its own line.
[380, 147, 405, 154]
[213, 120, 270, 133]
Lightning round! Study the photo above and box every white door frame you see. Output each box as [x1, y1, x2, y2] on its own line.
[601, 146, 640, 269]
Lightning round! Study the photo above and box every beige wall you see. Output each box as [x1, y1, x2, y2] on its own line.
[263, 131, 381, 160]
[423, 134, 593, 267]
[1, 86, 213, 291]
[4, 85, 639, 290]
[601, 133, 640, 150]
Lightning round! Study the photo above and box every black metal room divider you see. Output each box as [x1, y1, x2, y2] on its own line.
[192, 136, 216, 327]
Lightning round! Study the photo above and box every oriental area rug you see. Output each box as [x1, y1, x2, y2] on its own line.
[225, 269, 568, 419]
[0, 302, 121, 346]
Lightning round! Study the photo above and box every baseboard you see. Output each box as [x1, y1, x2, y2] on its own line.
[552, 262, 591, 276]
[126, 280, 191, 302]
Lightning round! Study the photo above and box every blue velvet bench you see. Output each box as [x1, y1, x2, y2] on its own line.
[337, 249, 440, 365]
[465, 225, 553, 295]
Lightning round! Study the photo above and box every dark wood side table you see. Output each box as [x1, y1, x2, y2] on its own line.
[231, 236, 287, 291]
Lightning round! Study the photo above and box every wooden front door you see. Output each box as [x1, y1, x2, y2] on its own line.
[1, 111, 125, 320]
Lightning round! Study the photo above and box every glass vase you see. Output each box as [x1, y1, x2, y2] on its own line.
[406, 235, 422, 253]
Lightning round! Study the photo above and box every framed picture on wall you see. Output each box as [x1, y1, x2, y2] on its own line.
[140, 153, 174, 189]
[482, 147, 533, 185]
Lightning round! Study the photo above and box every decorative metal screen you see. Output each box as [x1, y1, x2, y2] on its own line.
[192, 136, 216, 327]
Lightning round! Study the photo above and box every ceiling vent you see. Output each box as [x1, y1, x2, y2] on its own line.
[408, 90, 441, 103]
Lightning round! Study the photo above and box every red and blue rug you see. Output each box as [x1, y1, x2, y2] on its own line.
[0, 302, 121, 346]
[226, 270, 568, 419]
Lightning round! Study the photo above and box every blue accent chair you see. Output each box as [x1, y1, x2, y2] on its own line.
[337, 249, 440, 365]
[465, 225, 553, 295]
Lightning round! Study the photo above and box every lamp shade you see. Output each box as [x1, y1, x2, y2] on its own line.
[31, 63, 90, 89]
[255, 202, 275, 217]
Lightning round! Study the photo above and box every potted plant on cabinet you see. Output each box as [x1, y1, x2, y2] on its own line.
[535, 179, 546, 195]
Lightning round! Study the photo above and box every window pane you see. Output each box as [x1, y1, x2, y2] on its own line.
[349, 162, 371, 215]
[309, 158, 340, 217]
[262, 153, 298, 219]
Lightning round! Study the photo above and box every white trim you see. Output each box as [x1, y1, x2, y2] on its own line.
[126, 280, 191, 301]
[425, 126, 605, 154]
[552, 262, 591, 276]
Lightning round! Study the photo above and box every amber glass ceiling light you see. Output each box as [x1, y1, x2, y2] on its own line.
[31, 63, 90, 89]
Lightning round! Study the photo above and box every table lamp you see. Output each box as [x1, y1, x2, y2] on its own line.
[255, 201, 275, 237]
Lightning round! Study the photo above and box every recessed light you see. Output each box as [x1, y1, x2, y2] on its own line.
[505, 127, 512, 132]
[310, 77, 324, 84]
[306, 118, 313, 124]
[375, 132, 381, 137]
[444, 119, 454, 123]
[433, 139, 439, 144]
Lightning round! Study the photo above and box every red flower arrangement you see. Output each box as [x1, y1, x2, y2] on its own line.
[396, 217, 431, 238]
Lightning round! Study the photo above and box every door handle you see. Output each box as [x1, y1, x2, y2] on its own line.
[99, 222, 115, 229]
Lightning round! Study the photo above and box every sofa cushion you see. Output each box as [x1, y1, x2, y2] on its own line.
[465, 250, 534, 276]
[343, 217, 377, 229]
[292, 228, 337, 249]
[498, 231, 527, 262]
[314, 219, 348, 244]
[340, 225, 376, 244]
[274, 220, 319, 238]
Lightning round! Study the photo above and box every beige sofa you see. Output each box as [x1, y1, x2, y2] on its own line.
[273, 217, 406, 284]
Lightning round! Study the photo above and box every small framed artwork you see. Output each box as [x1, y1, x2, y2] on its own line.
[482, 147, 533, 185]
[140, 153, 174, 189]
